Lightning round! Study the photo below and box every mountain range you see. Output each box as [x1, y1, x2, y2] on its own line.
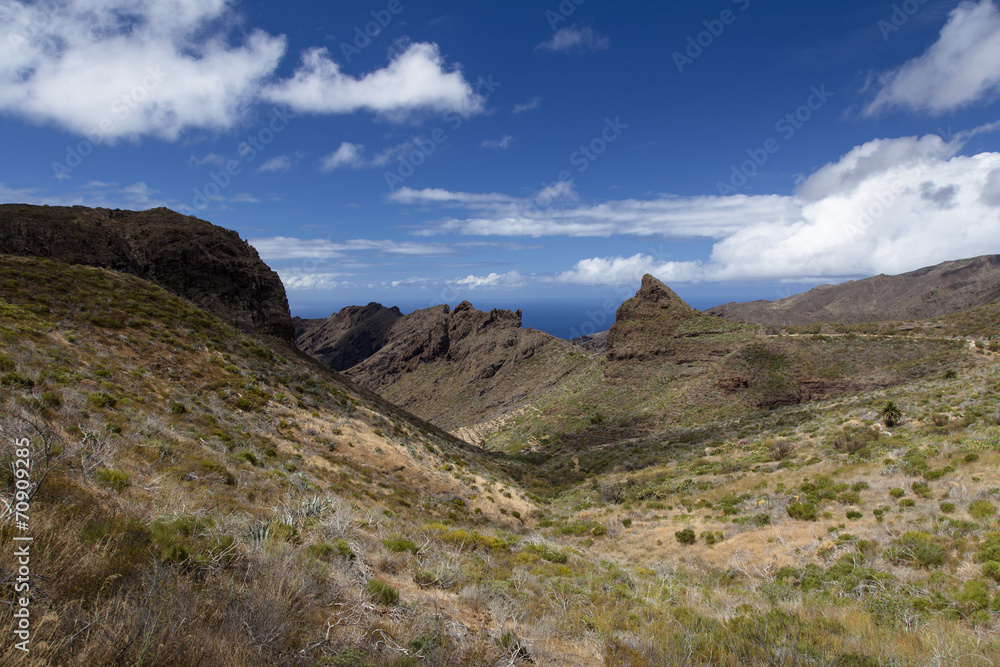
[3, 205, 1000, 666]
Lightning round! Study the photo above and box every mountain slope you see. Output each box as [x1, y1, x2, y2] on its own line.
[0, 255, 541, 665]
[0, 204, 294, 340]
[299, 301, 594, 436]
[708, 255, 1000, 327]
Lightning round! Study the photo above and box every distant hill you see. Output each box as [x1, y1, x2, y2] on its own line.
[297, 301, 593, 435]
[0, 204, 294, 340]
[708, 255, 1000, 328]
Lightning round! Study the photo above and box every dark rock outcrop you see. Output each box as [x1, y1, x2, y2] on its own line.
[294, 303, 403, 371]
[297, 299, 588, 431]
[709, 255, 1000, 327]
[607, 274, 741, 364]
[0, 204, 294, 340]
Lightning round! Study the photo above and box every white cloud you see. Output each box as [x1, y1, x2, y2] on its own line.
[0, 0, 285, 142]
[513, 97, 543, 114]
[866, 0, 1000, 115]
[257, 155, 294, 173]
[321, 143, 366, 171]
[453, 271, 525, 289]
[482, 135, 515, 150]
[398, 131, 1000, 284]
[280, 272, 348, 291]
[250, 236, 454, 261]
[555, 255, 704, 286]
[0, 2, 483, 141]
[537, 27, 610, 54]
[264, 42, 484, 120]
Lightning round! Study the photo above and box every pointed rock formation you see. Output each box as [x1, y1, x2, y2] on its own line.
[607, 274, 739, 363]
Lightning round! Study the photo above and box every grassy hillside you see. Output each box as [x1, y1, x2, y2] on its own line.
[4, 256, 1000, 665]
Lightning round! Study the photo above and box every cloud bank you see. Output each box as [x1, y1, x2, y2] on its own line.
[0, 1, 483, 141]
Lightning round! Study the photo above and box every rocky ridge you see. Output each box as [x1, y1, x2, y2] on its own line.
[0, 204, 294, 340]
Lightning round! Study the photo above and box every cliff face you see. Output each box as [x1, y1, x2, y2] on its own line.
[298, 300, 591, 432]
[0, 204, 294, 340]
[708, 255, 1000, 327]
[294, 303, 404, 371]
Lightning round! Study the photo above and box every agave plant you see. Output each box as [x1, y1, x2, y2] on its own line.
[880, 400, 903, 428]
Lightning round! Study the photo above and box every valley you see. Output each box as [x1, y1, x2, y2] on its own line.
[2, 207, 1000, 665]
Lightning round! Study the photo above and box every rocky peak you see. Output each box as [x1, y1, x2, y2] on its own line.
[607, 274, 732, 363]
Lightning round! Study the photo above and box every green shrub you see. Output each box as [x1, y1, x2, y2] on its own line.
[887, 531, 946, 569]
[383, 535, 419, 554]
[94, 468, 130, 493]
[787, 502, 818, 521]
[846, 510, 863, 521]
[169, 402, 187, 414]
[41, 390, 62, 408]
[88, 392, 117, 408]
[940, 502, 956, 514]
[235, 450, 258, 466]
[621, 518, 633, 528]
[889, 488, 905, 499]
[675, 528, 696, 546]
[522, 543, 568, 564]
[365, 579, 399, 606]
[900, 499, 916, 508]
[969, 500, 997, 521]
[911, 481, 933, 499]
[0, 372, 34, 388]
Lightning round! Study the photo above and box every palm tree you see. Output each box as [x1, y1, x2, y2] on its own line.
[880, 400, 903, 428]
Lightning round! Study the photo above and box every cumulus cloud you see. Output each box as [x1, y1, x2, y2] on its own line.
[0, 1, 482, 141]
[537, 27, 610, 54]
[866, 0, 1000, 115]
[321, 143, 366, 171]
[0, 0, 285, 142]
[397, 131, 1000, 285]
[263, 42, 485, 119]
[555, 255, 703, 286]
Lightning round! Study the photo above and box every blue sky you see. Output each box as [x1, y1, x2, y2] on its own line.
[2, 0, 1000, 335]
